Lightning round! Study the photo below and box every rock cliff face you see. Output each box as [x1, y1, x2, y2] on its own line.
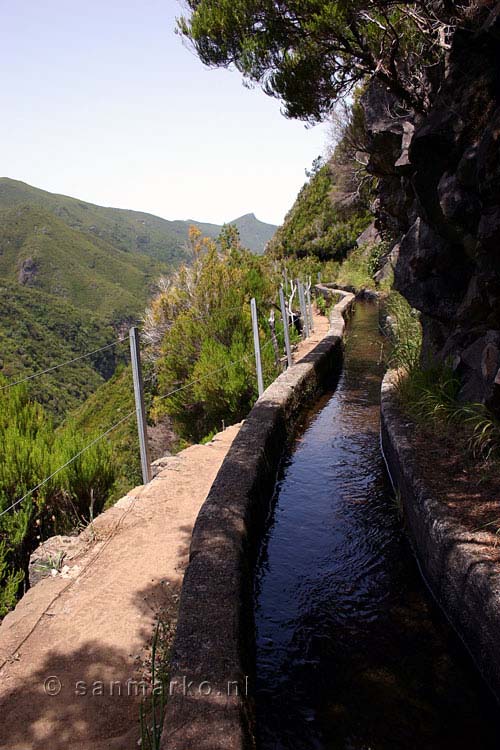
[364, 5, 500, 411]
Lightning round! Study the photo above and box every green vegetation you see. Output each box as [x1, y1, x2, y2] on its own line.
[385, 292, 422, 374]
[269, 98, 372, 263]
[0, 381, 115, 617]
[0, 204, 158, 320]
[269, 164, 371, 261]
[335, 243, 388, 291]
[178, 3, 466, 119]
[386, 292, 500, 462]
[0, 282, 129, 420]
[315, 296, 328, 316]
[148, 227, 281, 442]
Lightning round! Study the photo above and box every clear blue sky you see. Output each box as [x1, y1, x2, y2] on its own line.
[0, 0, 329, 226]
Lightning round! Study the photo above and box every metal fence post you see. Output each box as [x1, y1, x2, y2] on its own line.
[306, 282, 314, 333]
[250, 298, 264, 397]
[279, 286, 293, 369]
[129, 326, 152, 484]
[298, 280, 310, 339]
[297, 279, 304, 338]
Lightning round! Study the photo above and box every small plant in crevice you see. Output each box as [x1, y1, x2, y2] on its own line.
[384, 291, 422, 374]
[139, 617, 176, 750]
[315, 295, 328, 317]
[389, 488, 404, 519]
[447, 402, 500, 463]
[33, 551, 66, 576]
[366, 241, 388, 278]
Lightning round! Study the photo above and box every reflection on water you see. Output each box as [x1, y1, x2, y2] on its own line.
[254, 302, 500, 750]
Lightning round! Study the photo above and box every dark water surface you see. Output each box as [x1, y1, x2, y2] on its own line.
[254, 302, 500, 750]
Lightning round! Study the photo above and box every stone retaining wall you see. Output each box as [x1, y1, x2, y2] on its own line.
[381, 371, 500, 703]
[162, 291, 355, 750]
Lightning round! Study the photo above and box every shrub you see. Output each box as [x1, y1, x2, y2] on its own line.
[385, 292, 422, 373]
[147, 228, 282, 442]
[0, 380, 116, 617]
[385, 293, 500, 462]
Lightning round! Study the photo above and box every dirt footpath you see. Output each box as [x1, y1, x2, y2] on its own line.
[0, 310, 329, 750]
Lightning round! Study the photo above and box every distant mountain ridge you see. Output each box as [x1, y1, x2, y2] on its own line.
[0, 203, 158, 320]
[0, 178, 277, 257]
[0, 177, 277, 417]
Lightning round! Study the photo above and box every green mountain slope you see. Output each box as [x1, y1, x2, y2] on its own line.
[268, 163, 371, 261]
[0, 282, 128, 419]
[0, 205, 159, 320]
[0, 178, 277, 421]
[0, 178, 277, 257]
[230, 213, 276, 255]
[0, 204, 158, 417]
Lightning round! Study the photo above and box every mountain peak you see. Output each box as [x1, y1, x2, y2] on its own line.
[227, 213, 277, 254]
[0, 178, 277, 255]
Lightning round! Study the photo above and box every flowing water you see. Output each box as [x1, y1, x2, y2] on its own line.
[254, 302, 500, 750]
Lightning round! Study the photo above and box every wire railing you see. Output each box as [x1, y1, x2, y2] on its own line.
[0, 336, 127, 391]
[0, 409, 135, 518]
[0, 339, 275, 518]
[0, 285, 316, 518]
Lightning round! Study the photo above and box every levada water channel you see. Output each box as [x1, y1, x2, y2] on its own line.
[254, 301, 500, 750]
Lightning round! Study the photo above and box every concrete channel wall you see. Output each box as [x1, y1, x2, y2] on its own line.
[381, 371, 500, 704]
[162, 290, 355, 750]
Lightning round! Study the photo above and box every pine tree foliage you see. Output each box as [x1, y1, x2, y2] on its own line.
[0, 380, 115, 617]
[178, 1, 467, 119]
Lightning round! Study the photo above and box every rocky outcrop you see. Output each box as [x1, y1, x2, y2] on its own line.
[364, 4, 500, 412]
[356, 221, 381, 248]
[18, 256, 38, 285]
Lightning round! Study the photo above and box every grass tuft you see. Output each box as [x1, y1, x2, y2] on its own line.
[385, 292, 500, 462]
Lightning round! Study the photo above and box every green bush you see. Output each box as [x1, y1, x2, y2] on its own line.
[385, 292, 422, 374]
[335, 243, 379, 290]
[385, 293, 500, 462]
[269, 165, 371, 261]
[0, 380, 116, 617]
[149, 228, 282, 442]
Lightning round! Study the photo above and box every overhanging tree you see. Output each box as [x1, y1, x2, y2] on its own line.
[178, 1, 464, 119]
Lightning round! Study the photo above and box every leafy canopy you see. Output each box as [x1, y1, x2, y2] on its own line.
[178, 1, 459, 118]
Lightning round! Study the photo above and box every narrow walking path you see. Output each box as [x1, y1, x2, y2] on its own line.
[0, 425, 241, 750]
[0, 310, 328, 750]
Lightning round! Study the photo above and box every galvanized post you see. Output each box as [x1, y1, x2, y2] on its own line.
[306, 284, 314, 333]
[298, 281, 310, 339]
[283, 267, 289, 296]
[129, 326, 152, 484]
[296, 279, 304, 338]
[250, 298, 264, 397]
[279, 285, 293, 369]
[317, 271, 322, 284]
